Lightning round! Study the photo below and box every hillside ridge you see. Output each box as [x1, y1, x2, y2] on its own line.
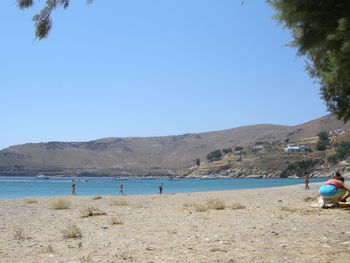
[1, 114, 350, 177]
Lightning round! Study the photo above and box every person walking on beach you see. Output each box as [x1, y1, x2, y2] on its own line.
[119, 184, 124, 195]
[159, 183, 163, 194]
[304, 171, 310, 190]
[319, 172, 350, 207]
[71, 184, 76, 196]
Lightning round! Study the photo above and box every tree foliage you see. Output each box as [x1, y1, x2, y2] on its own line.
[317, 131, 329, 141]
[17, 0, 93, 40]
[268, 0, 350, 122]
[327, 141, 350, 164]
[222, 147, 232, 154]
[234, 146, 244, 151]
[206, 150, 223, 161]
[316, 130, 330, 151]
[316, 140, 328, 151]
[287, 159, 319, 171]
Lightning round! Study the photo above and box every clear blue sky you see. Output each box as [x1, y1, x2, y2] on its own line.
[0, 0, 328, 150]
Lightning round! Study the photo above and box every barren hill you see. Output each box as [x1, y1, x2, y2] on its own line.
[1, 114, 349, 176]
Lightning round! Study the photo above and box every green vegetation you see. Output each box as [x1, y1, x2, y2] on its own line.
[206, 150, 223, 161]
[222, 147, 232, 154]
[195, 158, 200, 166]
[287, 159, 320, 171]
[327, 154, 338, 165]
[234, 146, 244, 151]
[316, 131, 330, 151]
[17, 0, 94, 40]
[318, 131, 329, 141]
[316, 140, 328, 151]
[328, 141, 350, 164]
[268, 1, 350, 122]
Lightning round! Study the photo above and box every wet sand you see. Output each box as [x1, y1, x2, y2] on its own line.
[1, 183, 350, 263]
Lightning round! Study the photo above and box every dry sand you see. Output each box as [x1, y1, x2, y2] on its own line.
[1, 183, 350, 263]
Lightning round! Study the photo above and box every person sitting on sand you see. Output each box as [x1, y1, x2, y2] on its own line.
[319, 172, 350, 207]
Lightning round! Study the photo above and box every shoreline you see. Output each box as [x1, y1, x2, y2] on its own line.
[0, 181, 326, 201]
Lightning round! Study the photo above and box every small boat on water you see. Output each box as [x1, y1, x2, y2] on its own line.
[71, 179, 89, 182]
[114, 177, 128, 181]
[199, 175, 216, 180]
[36, 174, 49, 179]
[168, 177, 180, 181]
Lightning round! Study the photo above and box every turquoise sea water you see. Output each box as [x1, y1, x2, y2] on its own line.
[0, 176, 327, 199]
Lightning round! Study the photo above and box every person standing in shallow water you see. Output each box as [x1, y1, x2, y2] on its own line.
[159, 183, 163, 194]
[304, 171, 310, 190]
[119, 184, 124, 195]
[71, 184, 76, 196]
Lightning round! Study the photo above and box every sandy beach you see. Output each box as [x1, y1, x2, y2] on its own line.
[1, 183, 350, 263]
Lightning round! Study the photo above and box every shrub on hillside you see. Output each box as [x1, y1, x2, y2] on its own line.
[234, 146, 244, 151]
[222, 148, 232, 154]
[287, 159, 320, 172]
[317, 131, 329, 141]
[316, 140, 328, 151]
[316, 131, 330, 151]
[328, 154, 338, 164]
[327, 141, 350, 164]
[335, 141, 350, 160]
[206, 150, 223, 161]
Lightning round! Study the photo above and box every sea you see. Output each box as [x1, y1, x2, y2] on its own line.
[0, 176, 327, 199]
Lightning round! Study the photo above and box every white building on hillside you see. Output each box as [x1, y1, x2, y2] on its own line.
[283, 144, 307, 152]
[329, 129, 345, 136]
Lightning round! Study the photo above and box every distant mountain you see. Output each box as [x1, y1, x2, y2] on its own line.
[1, 114, 349, 176]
